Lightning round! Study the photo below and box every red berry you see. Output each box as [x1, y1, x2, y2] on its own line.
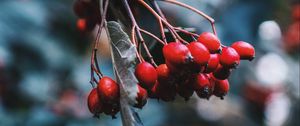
[212, 65, 231, 80]
[197, 32, 221, 53]
[203, 54, 219, 73]
[135, 62, 157, 90]
[231, 41, 255, 61]
[194, 74, 214, 99]
[97, 77, 120, 104]
[219, 47, 240, 68]
[77, 18, 86, 31]
[163, 42, 192, 65]
[156, 64, 171, 83]
[148, 82, 159, 99]
[87, 88, 103, 116]
[213, 79, 230, 100]
[102, 102, 120, 119]
[187, 42, 210, 70]
[134, 85, 148, 109]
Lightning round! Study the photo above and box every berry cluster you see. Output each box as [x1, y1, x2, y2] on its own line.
[75, 0, 256, 120]
[87, 76, 148, 118]
[135, 32, 255, 101]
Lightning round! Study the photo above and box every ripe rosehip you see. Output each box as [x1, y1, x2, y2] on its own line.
[231, 41, 255, 61]
[87, 88, 102, 116]
[194, 74, 214, 99]
[163, 42, 193, 65]
[134, 85, 148, 109]
[187, 42, 210, 71]
[219, 47, 240, 68]
[213, 79, 230, 100]
[203, 54, 219, 73]
[77, 18, 86, 31]
[135, 62, 157, 90]
[197, 32, 221, 53]
[97, 77, 120, 104]
[103, 103, 120, 119]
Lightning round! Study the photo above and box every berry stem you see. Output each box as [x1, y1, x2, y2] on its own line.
[138, 0, 188, 44]
[123, 0, 157, 66]
[162, 0, 218, 36]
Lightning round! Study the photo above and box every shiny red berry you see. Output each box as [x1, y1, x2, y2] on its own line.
[197, 32, 221, 53]
[163, 42, 192, 65]
[87, 88, 103, 116]
[231, 41, 255, 61]
[187, 42, 210, 70]
[212, 65, 231, 80]
[194, 74, 214, 99]
[135, 62, 157, 90]
[156, 64, 171, 83]
[134, 85, 148, 109]
[97, 77, 120, 104]
[219, 47, 240, 68]
[203, 54, 219, 73]
[213, 79, 230, 100]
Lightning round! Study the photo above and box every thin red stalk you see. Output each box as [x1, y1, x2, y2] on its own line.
[138, 0, 188, 44]
[139, 28, 166, 45]
[163, 0, 218, 36]
[174, 27, 199, 37]
[123, 0, 157, 65]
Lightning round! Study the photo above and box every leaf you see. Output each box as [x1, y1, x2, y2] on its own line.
[107, 21, 143, 126]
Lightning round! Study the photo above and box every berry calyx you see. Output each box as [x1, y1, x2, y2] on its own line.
[103, 103, 120, 119]
[197, 32, 221, 53]
[135, 62, 157, 90]
[134, 85, 148, 109]
[213, 79, 230, 100]
[187, 42, 210, 70]
[231, 41, 255, 61]
[203, 54, 219, 73]
[163, 42, 193, 65]
[219, 47, 240, 68]
[194, 74, 213, 99]
[97, 77, 120, 104]
[87, 88, 103, 116]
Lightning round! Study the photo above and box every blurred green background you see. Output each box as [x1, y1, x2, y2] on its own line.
[0, 0, 299, 126]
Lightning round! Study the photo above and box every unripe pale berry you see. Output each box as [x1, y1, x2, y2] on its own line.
[197, 32, 221, 53]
